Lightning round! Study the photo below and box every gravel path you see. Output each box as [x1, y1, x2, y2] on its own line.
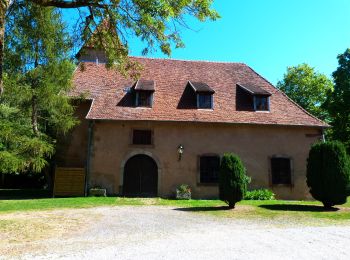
[1, 206, 350, 260]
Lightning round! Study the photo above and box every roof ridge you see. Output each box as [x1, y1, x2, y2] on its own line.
[245, 65, 329, 127]
[129, 55, 247, 65]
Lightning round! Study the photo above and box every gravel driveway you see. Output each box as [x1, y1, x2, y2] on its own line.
[1, 206, 350, 259]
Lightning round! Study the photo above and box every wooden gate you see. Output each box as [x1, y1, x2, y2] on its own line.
[53, 167, 86, 197]
[123, 154, 158, 197]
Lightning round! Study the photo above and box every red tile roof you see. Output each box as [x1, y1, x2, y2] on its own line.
[71, 57, 328, 127]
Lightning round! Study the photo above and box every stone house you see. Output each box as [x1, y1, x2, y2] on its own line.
[59, 48, 328, 199]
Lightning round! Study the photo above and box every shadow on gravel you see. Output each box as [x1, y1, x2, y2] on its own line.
[173, 206, 231, 212]
[259, 204, 339, 212]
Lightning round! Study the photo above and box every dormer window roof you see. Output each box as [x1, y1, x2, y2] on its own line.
[237, 83, 271, 96]
[188, 81, 215, 94]
[135, 79, 155, 92]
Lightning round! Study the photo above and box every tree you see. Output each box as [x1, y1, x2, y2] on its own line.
[276, 63, 333, 120]
[219, 153, 249, 209]
[324, 49, 350, 152]
[0, 3, 76, 175]
[307, 141, 350, 209]
[0, 0, 219, 94]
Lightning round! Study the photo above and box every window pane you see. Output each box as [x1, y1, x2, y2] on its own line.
[133, 130, 152, 145]
[200, 156, 220, 183]
[137, 92, 152, 107]
[198, 94, 212, 109]
[271, 158, 291, 185]
[255, 96, 268, 111]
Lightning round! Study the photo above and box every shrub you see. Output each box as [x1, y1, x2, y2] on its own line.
[245, 189, 275, 200]
[176, 184, 191, 200]
[219, 153, 249, 208]
[307, 141, 350, 209]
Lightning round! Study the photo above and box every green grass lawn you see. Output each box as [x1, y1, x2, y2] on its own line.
[0, 197, 349, 223]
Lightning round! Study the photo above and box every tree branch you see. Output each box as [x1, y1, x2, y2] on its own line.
[30, 0, 107, 9]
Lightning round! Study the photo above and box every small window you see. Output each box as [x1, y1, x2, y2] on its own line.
[200, 155, 220, 183]
[271, 157, 292, 185]
[254, 96, 269, 111]
[132, 130, 152, 145]
[198, 94, 213, 109]
[136, 92, 153, 107]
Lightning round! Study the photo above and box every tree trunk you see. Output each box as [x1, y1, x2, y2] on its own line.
[228, 201, 235, 209]
[31, 42, 40, 135]
[43, 165, 53, 191]
[322, 201, 334, 210]
[32, 95, 39, 135]
[0, 1, 10, 97]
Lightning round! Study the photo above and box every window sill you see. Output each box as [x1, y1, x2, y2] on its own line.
[197, 108, 214, 111]
[254, 110, 270, 113]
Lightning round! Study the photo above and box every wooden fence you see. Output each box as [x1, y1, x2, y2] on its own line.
[53, 167, 86, 197]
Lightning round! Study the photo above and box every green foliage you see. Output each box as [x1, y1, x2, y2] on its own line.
[277, 63, 333, 120]
[0, 103, 54, 174]
[324, 49, 350, 152]
[176, 184, 191, 200]
[307, 141, 350, 208]
[26, 0, 219, 76]
[219, 153, 249, 208]
[0, 3, 76, 174]
[176, 184, 191, 194]
[245, 189, 275, 200]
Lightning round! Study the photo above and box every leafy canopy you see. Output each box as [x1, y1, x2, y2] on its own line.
[324, 49, 350, 152]
[16, 0, 220, 75]
[0, 3, 76, 174]
[277, 63, 333, 120]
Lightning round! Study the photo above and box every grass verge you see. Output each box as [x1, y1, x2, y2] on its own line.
[0, 197, 349, 223]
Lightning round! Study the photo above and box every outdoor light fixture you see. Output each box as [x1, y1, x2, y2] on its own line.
[178, 145, 184, 161]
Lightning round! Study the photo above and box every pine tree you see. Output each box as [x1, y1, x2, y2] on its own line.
[0, 3, 76, 175]
[0, 0, 219, 95]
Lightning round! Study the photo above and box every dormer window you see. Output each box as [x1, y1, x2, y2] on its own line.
[134, 79, 155, 108]
[188, 81, 215, 109]
[237, 83, 271, 112]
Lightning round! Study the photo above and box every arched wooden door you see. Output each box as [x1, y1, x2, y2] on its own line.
[123, 154, 158, 197]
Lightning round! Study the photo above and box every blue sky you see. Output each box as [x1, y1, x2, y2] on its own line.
[129, 0, 350, 85]
[65, 0, 350, 85]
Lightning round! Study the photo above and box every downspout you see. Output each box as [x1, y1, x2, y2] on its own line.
[85, 120, 95, 196]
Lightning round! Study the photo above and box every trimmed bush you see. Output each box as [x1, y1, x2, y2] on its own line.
[245, 189, 275, 200]
[219, 153, 249, 208]
[307, 141, 350, 208]
[175, 184, 191, 200]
